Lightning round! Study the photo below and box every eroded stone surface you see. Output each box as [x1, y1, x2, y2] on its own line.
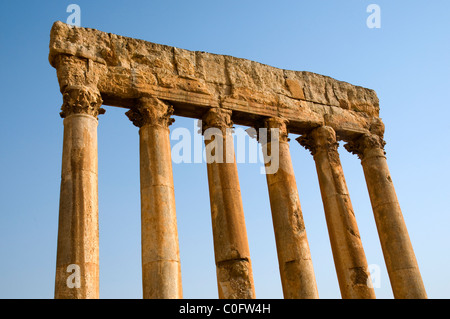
[55, 111, 100, 299]
[347, 134, 427, 299]
[262, 118, 319, 299]
[50, 20, 428, 300]
[297, 126, 375, 299]
[130, 98, 182, 299]
[49, 21, 381, 138]
[203, 109, 256, 299]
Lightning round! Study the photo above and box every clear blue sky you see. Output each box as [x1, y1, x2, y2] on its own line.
[0, 0, 449, 299]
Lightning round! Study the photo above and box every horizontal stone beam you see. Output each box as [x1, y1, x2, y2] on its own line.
[49, 21, 382, 138]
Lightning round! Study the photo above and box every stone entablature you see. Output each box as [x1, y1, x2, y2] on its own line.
[49, 21, 380, 140]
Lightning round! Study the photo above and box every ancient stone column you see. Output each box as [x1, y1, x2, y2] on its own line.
[297, 126, 375, 299]
[259, 117, 318, 299]
[126, 97, 182, 299]
[202, 108, 255, 299]
[345, 131, 427, 299]
[55, 85, 104, 299]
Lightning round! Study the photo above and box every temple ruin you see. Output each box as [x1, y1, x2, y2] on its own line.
[49, 21, 426, 299]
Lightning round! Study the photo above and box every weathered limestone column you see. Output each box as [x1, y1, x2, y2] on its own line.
[202, 108, 255, 299]
[297, 126, 375, 299]
[55, 85, 104, 299]
[126, 97, 182, 299]
[259, 117, 318, 299]
[345, 130, 427, 299]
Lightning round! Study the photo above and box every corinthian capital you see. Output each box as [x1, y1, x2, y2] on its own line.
[125, 97, 175, 128]
[262, 117, 289, 143]
[201, 108, 233, 134]
[59, 85, 104, 119]
[344, 133, 386, 160]
[296, 126, 338, 156]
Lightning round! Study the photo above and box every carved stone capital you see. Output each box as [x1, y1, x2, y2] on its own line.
[59, 85, 104, 119]
[296, 126, 338, 156]
[125, 97, 175, 128]
[201, 108, 233, 134]
[262, 117, 290, 143]
[344, 133, 386, 160]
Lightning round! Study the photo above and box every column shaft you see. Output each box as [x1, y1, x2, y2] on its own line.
[203, 108, 255, 299]
[298, 126, 375, 299]
[261, 118, 318, 299]
[55, 86, 103, 299]
[127, 97, 182, 299]
[346, 133, 427, 298]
